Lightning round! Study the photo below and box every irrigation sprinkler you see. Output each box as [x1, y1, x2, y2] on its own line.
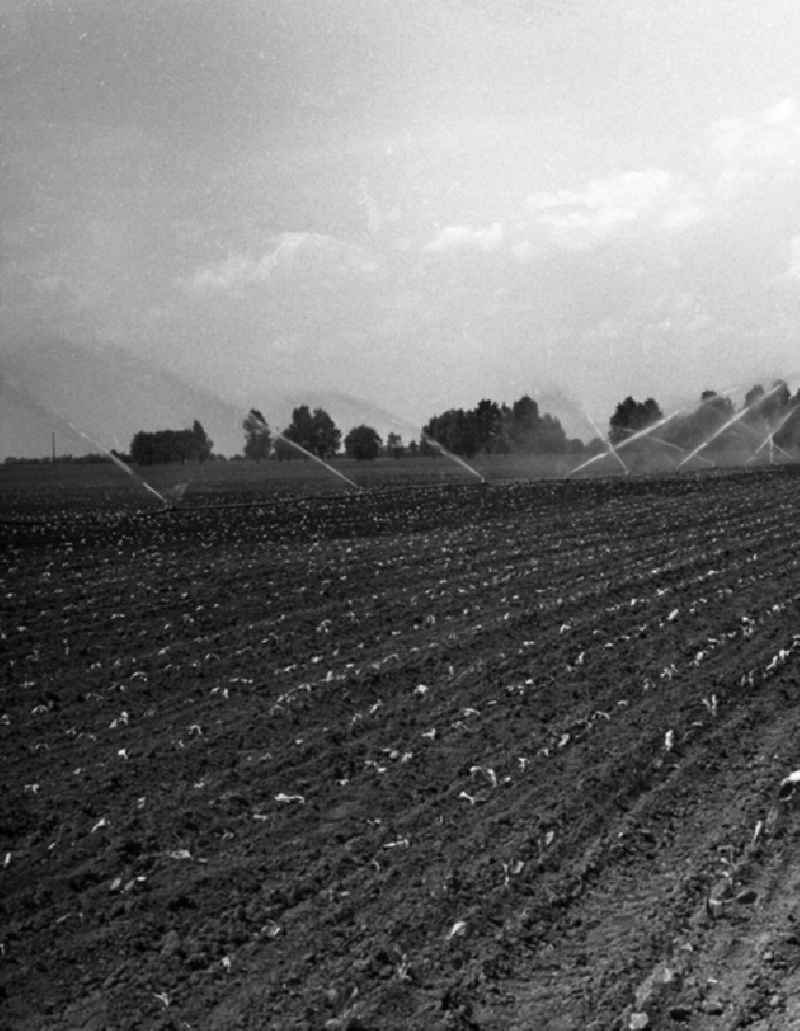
[567, 412, 629, 476]
[246, 411, 359, 489]
[568, 408, 684, 476]
[677, 381, 790, 471]
[745, 404, 799, 466]
[613, 428, 682, 469]
[64, 420, 170, 506]
[590, 414, 629, 475]
[274, 433, 360, 490]
[2, 371, 170, 505]
[645, 435, 715, 466]
[420, 432, 486, 483]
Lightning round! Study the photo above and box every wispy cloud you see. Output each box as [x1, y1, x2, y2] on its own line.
[710, 97, 800, 201]
[189, 232, 381, 293]
[424, 221, 505, 254]
[710, 97, 799, 162]
[423, 99, 800, 264]
[527, 169, 702, 250]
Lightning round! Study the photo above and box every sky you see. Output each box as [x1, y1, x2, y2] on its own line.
[3, 0, 800, 452]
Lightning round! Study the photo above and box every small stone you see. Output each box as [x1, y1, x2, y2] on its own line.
[701, 999, 724, 1014]
[706, 898, 725, 919]
[669, 1003, 692, 1021]
[160, 930, 182, 958]
[769, 994, 782, 1008]
[736, 888, 757, 905]
[629, 1013, 649, 1029]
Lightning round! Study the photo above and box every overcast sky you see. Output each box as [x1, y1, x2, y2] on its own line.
[3, 0, 800, 441]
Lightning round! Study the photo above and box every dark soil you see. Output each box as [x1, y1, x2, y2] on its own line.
[3, 469, 800, 1029]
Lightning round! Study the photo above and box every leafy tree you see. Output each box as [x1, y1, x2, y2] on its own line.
[609, 396, 663, 446]
[424, 404, 498, 457]
[664, 390, 734, 452]
[742, 382, 791, 430]
[344, 424, 382, 460]
[191, 420, 213, 462]
[386, 431, 404, 458]
[506, 395, 571, 453]
[534, 412, 569, 453]
[242, 408, 271, 460]
[774, 388, 800, 449]
[474, 398, 508, 453]
[424, 394, 572, 456]
[283, 405, 341, 458]
[760, 379, 791, 422]
[130, 421, 212, 465]
[509, 395, 540, 449]
[744, 384, 765, 411]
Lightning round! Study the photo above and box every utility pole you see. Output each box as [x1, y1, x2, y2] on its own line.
[52, 431, 56, 464]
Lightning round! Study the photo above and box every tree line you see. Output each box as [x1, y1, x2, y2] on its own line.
[608, 381, 800, 455]
[422, 396, 584, 457]
[120, 381, 800, 466]
[238, 396, 585, 462]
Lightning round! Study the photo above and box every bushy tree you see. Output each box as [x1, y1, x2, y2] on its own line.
[423, 394, 571, 457]
[344, 424, 382, 460]
[509, 395, 540, 449]
[283, 405, 341, 458]
[609, 396, 663, 446]
[663, 390, 734, 452]
[744, 384, 765, 411]
[774, 388, 800, 449]
[760, 380, 791, 422]
[130, 421, 212, 465]
[742, 382, 792, 429]
[534, 412, 569, 453]
[386, 431, 404, 458]
[242, 408, 271, 460]
[474, 399, 509, 453]
[191, 421, 213, 462]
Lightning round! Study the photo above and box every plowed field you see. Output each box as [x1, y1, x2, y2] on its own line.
[3, 469, 800, 1030]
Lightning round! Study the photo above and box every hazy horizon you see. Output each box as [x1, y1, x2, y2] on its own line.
[4, 1, 800, 457]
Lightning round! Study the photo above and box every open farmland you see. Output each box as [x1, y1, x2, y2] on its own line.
[3, 468, 800, 1030]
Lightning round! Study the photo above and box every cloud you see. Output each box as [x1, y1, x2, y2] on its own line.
[710, 97, 799, 161]
[526, 169, 701, 250]
[709, 97, 800, 200]
[189, 232, 381, 293]
[424, 221, 505, 254]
